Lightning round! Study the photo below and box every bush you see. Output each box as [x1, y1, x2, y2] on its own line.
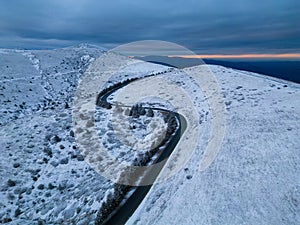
[146, 108, 154, 117]
[37, 184, 44, 190]
[52, 135, 61, 143]
[7, 179, 16, 187]
[14, 208, 22, 217]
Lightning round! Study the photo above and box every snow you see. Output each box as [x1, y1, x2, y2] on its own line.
[0, 46, 109, 224]
[95, 104, 168, 164]
[0, 46, 177, 223]
[126, 65, 300, 225]
[1, 45, 299, 224]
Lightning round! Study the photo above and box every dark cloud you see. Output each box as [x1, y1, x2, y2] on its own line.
[0, 0, 299, 53]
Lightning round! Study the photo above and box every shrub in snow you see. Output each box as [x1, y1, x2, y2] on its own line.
[14, 208, 22, 217]
[7, 179, 16, 187]
[186, 175, 192, 180]
[139, 106, 146, 116]
[124, 108, 130, 116]
[13, 163, 20, 168]
[96, 189, 123, 225]
[146, 108, 154, 117]
[69, 130, 75, 137]
[2, 218, 12, 223]
[64, 102, 69, 109]
[113, 103, 123, 113]
[52, 135, 61, 143]
[60, 157, 69, 164]
[97, 101, 112, 109]
[77, 154, 84, 161]
[131, 105, 139, 118]
[48, 183, 55, 190]
[37, 184, 44, 190]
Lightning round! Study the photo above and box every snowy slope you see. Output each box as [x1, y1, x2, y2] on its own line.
[126, 65, 300, 225]
[0, 46, 175, 224]
[0, 45, 111, 224]
[1, 46, 299, 225]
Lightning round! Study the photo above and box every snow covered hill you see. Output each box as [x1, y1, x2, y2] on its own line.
[0, 45, 109, 224]
[127, 65, 300, 225]
[0, 45, 179, 224]
[0, 45, 299, 225]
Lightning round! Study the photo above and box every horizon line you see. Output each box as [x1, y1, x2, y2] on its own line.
[170, 53, 300, 59]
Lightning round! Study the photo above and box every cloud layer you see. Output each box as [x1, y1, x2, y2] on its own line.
[0, 0, 299, 53]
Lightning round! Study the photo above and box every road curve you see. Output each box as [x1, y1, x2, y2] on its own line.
[95, 77, 187, 225]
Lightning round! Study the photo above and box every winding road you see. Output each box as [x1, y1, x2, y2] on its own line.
[95, 77, 187, 225]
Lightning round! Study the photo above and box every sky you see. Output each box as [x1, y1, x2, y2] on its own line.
[0, 0, 299, 55]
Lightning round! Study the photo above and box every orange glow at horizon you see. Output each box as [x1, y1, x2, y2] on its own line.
[172, 53, 300, 59]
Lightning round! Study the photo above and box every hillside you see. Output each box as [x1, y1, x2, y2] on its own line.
[0, 46, 175, 224]
[127, 65, 300, 225]
[0, 46, 299, 225]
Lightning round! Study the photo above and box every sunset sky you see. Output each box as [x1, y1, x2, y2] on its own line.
[0, 0, 299, 56]
[176, 53, 300, 59]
